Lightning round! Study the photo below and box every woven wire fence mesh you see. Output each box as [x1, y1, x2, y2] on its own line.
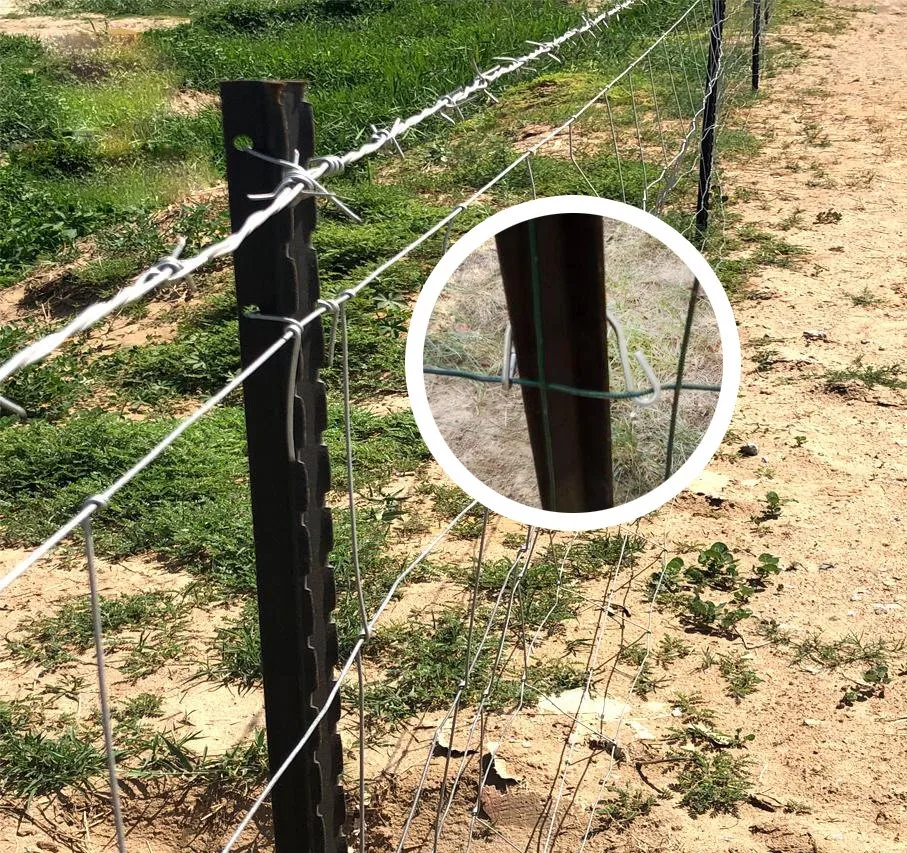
[0, 0, 768, 850]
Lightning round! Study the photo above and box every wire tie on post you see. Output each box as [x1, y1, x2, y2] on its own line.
[246, 312, 305, 462]
[501, 322, 517, 390]
[244, 147, 362, 223]
[316, 298, 342, 368]
[633, 351, 661, 407]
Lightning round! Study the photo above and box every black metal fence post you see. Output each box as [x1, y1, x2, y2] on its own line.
[495, 213, 613, 513]
[221, 80, 345, 853]
[752, 0, 763, 91]
[695, 0, 726, 239]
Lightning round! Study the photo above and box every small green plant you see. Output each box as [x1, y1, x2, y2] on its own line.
[655, 634, 691, 667]
[113, 693, 164, 724]
[717, 651, 763, 702]
[825, 359, 907, 392]
[671, 751, 754, 817]
[670, 692, 716, 726]
[793, 435, 807, 447]
[0, 702, 105, 798]
[681, 595, 751, 638]
[814, 208, 841, 224]
[849, 286, 881, 307]
[595, 786, 655, 831]
[753, 491, 792, 522]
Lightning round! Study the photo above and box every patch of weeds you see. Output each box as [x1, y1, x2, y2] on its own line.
[756, 618, 793, 646]
[848, 286, 882, 307]
[792, 632, 902, 673]
[716, 651, 762, 702]
[113, 693, 163, 724]
[528, 659, 587, 695]
[825, 359, 907, 392]
[0, 701, 105, 798]
[204, 599, 261, 691]
[9, 590, 188, 671]
[777, 210, 802, 231]
[571, 532, 646, 572]
[651, 544, 782, 638]
[469, 544, 581, 630]
[752, 347, 782, 372]
[204, 728, 269, 798]
[838, 668, 888, 709]
[665, 722, 754, 751]
[632, 660, 668, 698]
[618, 645, 647, 668]
[595, 786, 655, 831]
[417, 481, 484, 539]
[0, 324, 92, 420]
[655, 635, 691, 667]
[671, 751, 754, 817]
[670, 692, 716, 726]
[814, 208, 841, 224]
[359, 608, 495, 725]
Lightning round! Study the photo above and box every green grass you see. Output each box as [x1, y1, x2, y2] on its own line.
[825, 359, 907, 392]
[8, 590, 190, 680]
[0, 403, 428, 592]
[0, 702, 106, 798]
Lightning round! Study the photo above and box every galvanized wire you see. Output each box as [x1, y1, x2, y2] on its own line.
[0, 0, 641, 392]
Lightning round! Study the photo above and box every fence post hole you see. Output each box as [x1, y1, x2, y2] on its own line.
[695, 0, 726, 239]
[221, 80, 345, 853]
[495, 213, 613, 513]
[752, 0, 763, 91]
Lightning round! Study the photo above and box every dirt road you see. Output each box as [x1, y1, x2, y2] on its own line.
[633, 0, 907, 848]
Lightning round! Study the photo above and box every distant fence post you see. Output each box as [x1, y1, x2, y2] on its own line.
[495, 213, 613, 513]
[695, 0, 726, 239]
[752, 0, 763, 90]
[221, 80, 345, 853]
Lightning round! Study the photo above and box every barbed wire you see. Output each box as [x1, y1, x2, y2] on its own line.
[0, 2, 767, 852]
[0, 0, 642, 396]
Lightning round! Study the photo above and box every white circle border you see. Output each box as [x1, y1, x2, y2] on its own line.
[405, 196, 741, 531]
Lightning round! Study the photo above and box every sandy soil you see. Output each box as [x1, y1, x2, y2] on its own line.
[0, 0, 186, 43]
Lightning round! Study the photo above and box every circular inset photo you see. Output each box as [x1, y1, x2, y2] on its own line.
[406, 196, 740, 531]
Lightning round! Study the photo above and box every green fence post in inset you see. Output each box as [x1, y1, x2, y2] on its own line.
[495, 213, 613, 513]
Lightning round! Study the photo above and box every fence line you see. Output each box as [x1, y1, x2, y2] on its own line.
[0, 1, 770, 850]
[0, 0, 642, 396]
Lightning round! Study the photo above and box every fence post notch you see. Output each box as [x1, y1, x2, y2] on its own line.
[221, 80, 346, 853]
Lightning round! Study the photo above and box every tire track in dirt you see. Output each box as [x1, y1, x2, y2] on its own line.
[638, 2, 907, 849]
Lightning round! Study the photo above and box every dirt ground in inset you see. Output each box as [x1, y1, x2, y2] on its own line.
[424, 220, 721, 509]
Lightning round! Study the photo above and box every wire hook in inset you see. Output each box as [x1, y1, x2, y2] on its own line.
[501, 322, 518, 390]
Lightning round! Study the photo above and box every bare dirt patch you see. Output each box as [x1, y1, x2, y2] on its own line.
[0, 0, 186, 44]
